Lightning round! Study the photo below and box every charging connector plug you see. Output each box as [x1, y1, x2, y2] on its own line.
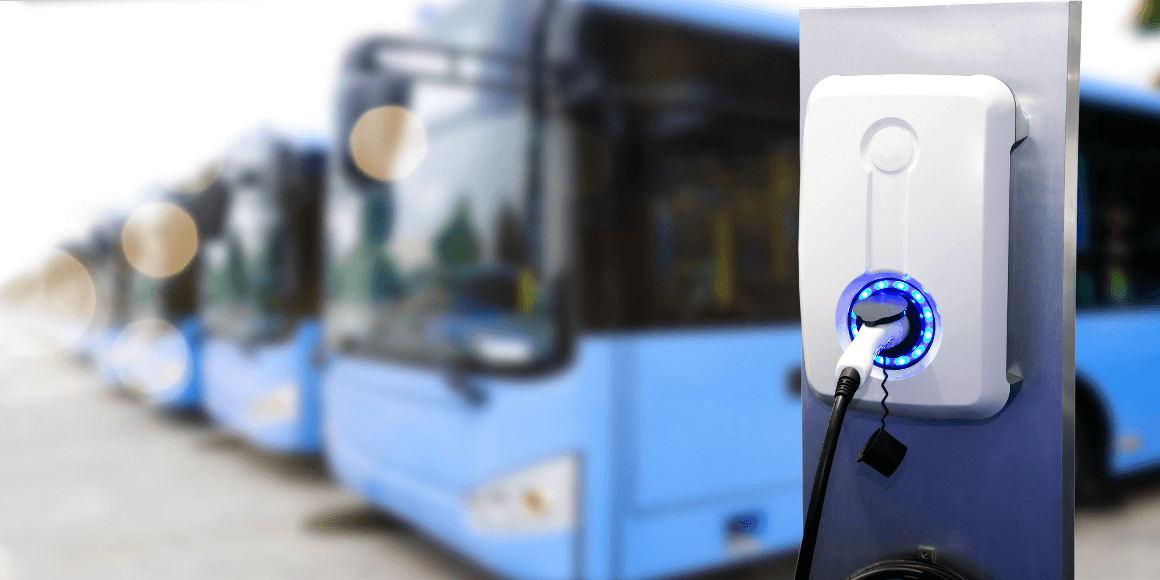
[836, 293, 911, 388]
[836, 318, 909, 387]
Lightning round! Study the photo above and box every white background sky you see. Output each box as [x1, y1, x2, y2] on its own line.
[0, 0, 1156, 284]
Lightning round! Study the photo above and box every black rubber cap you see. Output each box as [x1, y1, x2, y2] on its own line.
[853, 294, 908, 327]
[858, 427, 908, 478]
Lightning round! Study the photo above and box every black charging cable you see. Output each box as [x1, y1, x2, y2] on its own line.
[794, 367, 861, 580]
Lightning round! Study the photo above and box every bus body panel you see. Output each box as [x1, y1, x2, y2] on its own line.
[630, 326, 802, 510]
[620, 488, 799, 579]
[327, 442, 576, 580]
[203, 321, 324, 453]
[618, 327, 802, 578]
[1076, 309, 1160, 476]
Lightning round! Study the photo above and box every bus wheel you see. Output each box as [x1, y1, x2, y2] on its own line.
[1075, 400, 1119, 508]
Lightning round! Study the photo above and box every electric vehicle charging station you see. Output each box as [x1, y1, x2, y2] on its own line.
[797, 3, 1078, 579]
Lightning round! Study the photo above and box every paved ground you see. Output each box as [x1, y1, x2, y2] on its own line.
[0, 353, 1146, 580]
[0, 355, 796, 580]
[1076, 475, 1160, 579]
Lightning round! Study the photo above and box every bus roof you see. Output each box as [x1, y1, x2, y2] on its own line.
[1080, 76, 1160, 119]
[575, 0, 798, 44]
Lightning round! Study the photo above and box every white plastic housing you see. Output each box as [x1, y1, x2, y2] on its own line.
[800, 74, 1021, 420]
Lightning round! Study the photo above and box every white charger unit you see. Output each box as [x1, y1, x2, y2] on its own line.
[799, 74, 1026, 420]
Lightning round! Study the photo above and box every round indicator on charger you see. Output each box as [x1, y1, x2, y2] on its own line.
[847, 274, 939, 371]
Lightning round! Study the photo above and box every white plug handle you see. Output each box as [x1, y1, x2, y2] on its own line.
[835, 319, 909, 388]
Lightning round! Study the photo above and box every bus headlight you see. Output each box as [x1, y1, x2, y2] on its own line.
[465, 454, 578, 534]
[250, 382, 299, 424]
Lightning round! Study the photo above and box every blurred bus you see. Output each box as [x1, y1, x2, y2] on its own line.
[199, 129, 327, 453]
[114, 184, 227, 408]
[65, 221, 128, 370]
[1074, 79, 1160, 504]
[320, 0, 802, 578]
[84, 218, 133, 385]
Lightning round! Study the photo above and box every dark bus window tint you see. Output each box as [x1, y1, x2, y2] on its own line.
[204, 140, 325, 342]
[130, 266, 196, 323]
[91, 241, 130, 328]
[1078, 104, 1160, 308]
[572, 9, 800, 330]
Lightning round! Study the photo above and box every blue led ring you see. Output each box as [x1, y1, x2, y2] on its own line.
[847, 275, 937, 370]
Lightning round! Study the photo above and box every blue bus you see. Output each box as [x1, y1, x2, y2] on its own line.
[72, 218, 130, 380]
[114, 184, 228, 409]
[80, 218, 134, 389]
[1073, 78, 1160, 504]
[320, 1, 803, 578]
[199, 129, 328, 453]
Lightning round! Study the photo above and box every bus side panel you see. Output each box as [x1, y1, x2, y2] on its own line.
[1076, 309, 1160, 475]
[620, 490, 800, 580]
[620, 326, 803, 578]
[630, 327, 803, 508]
[290, 321, 324, 452]
[202, 337, 254, 431]
[322, 339, 620, 580]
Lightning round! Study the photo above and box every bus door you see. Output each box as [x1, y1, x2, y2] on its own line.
[566, 7, 807, 566]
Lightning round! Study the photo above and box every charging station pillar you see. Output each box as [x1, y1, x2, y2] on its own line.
[799, 3, 1079, 578]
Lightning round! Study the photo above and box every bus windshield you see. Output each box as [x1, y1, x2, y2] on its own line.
[324, 7, 800, 371]
[128, 267, 195, 325]
[203, 135, 324, 342]
[90, 235, 130, 329]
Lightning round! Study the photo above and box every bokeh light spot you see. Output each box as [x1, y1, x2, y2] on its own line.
[112, 318, 190, 396]
[122, 202, 199, 278]
[0, 250, 96, 357]
[349, 105, 428, 181]
[173, 160, 222, 194]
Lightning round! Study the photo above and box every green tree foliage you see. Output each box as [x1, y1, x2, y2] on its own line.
[434, 198, 480, 268]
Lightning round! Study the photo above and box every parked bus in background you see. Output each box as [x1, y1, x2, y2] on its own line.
[319, 1, 803, 578]
[199, 128, 327, 453]
[1074, 78, 1160, 505]
[113, 183, 227, 408]
[84, 217, 132, 386]
[62, 226, 117, 367]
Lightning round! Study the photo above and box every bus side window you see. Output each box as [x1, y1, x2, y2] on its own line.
[1080, 104, 1160, 307]
[1076, 150, 1098, 308]
[644, 142, 800, 327]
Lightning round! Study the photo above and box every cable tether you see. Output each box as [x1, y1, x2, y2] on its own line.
[880, 368, 890, 431]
